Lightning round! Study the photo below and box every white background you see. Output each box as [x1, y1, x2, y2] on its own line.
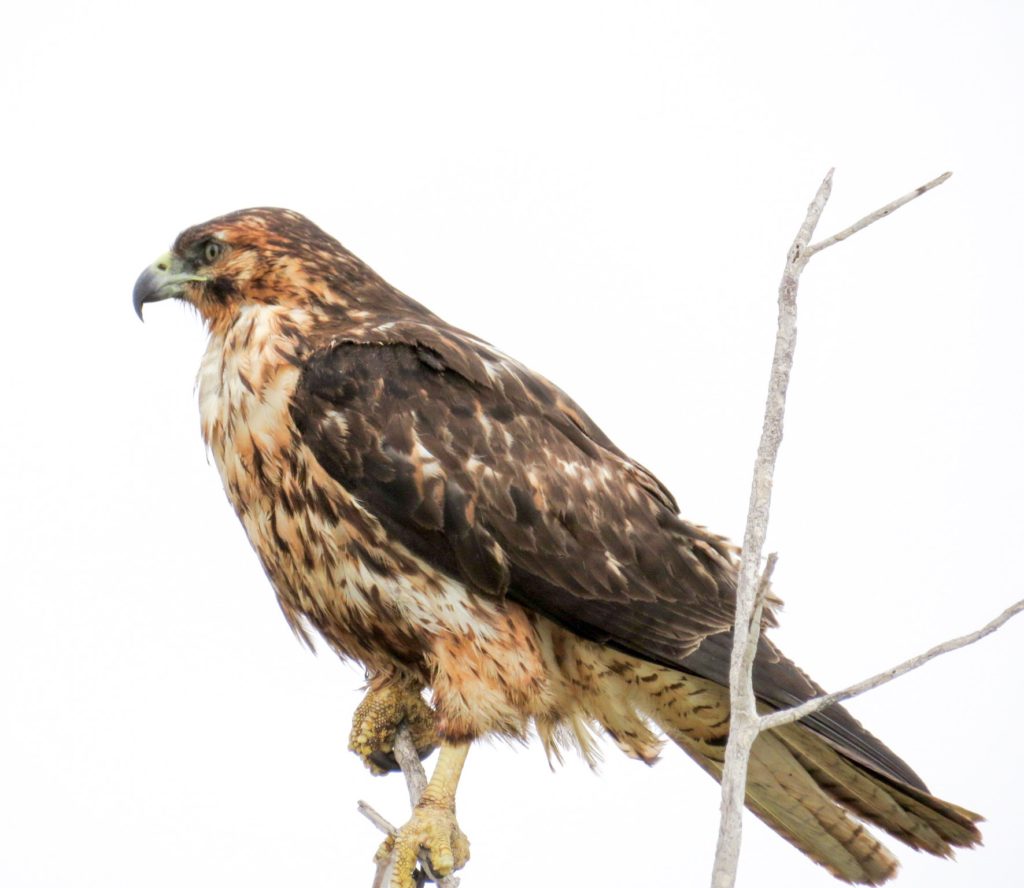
[2, 2, 1022, 886]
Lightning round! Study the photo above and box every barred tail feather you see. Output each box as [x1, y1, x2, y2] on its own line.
[646, 677, 982, 884]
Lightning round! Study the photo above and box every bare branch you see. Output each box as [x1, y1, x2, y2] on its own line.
[751, 553, 778, 632]
[803, 171, 952, 261]
[361, 798, 399, 888]
[759, 597, 1024, 733]
[709, 170, 833, 888]
[709, 168, 955, 888]
[393, 727, 430, 808]
[359, 800, 398, 837]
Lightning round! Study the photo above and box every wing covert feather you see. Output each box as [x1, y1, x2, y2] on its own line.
[292, 340, 741, 665]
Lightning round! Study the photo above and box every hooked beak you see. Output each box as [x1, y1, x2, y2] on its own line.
[132, 252, 208, 321]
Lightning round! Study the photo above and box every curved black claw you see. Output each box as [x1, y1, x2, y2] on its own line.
[367, 739, 437, 774]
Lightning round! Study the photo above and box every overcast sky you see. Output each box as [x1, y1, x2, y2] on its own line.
[2, 3, 1022, 887]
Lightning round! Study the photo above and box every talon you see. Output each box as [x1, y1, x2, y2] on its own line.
[349, 683, 439, 775]
[383, 801, 470, 888]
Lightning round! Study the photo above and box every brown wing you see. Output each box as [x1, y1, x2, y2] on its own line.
[292, 338, 741, 661]
[291, 334, 927, 791]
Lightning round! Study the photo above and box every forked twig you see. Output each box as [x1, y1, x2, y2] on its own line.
[803, 171, 952, 261]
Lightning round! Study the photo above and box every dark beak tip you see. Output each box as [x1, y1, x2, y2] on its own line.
[132, 267, 156, 322]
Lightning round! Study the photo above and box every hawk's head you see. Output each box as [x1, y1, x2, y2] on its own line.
[133, 208, 371, 330]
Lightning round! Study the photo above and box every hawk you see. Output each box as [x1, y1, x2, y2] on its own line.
[133, 208, 980, 886]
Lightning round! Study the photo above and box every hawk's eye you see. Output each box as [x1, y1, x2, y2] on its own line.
[201, 240, 223, 264]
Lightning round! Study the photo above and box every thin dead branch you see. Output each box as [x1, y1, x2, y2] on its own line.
[709, 170, 833, 888]
[759, 596, 1024, 733]
[359, 800, 398, 838]
[803, 171, 952, 261]
[710, 169, 957, 888]
[393, 728, 430, 809]
[750, 553, 778, 632]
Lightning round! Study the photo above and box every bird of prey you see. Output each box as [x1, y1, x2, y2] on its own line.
[134, 208, 981, 886]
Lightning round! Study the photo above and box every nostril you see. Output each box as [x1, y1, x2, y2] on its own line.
[156, 261, 169, 272]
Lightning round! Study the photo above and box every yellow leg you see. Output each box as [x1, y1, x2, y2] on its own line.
[379, 742, 471, 888]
